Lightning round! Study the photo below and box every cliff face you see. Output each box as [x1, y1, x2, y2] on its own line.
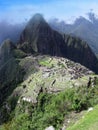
[63, 34, 98, 73]
[0, 39, 16, 65]
[0, 39, 25, 105]
[49, 14, 98, 55]
[19, 14, 66, 57]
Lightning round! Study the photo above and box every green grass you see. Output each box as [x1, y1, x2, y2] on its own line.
[67, 105, 98, 130]
[13, 49, 27, 58]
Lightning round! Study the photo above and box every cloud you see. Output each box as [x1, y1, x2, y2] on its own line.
[0, 0, 98, 24]
[0, 0, 98, 44]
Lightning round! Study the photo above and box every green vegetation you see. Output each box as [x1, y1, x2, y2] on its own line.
[67, 105, 98, 130]
[13, 49, 27, 58]
[39, 57, 55, 67]
[1, 82, 98, 130]
[0, 53, 97, 130]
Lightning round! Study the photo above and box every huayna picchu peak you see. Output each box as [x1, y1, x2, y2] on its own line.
[18, 13, 66, 57]
[28, 13, 46, 24]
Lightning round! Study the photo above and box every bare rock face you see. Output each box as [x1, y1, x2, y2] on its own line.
[45, 126, 55, 130]
[0, 39, 24, 105]
[63, 34, 98, 73]
[19, 14, 66, 57]
[0, 39, 16, 65]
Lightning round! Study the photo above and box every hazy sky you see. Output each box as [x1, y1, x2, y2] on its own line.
[0, 0, 98, 23]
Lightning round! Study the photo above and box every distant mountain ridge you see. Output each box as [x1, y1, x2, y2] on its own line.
[49, 12, 98, 55]
[0, 12, 98, 55]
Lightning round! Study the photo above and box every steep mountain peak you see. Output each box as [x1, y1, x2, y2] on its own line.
[27, 14, 46, 29]
[0, 39, 16, 65]
[1, 39, 15, 50]
[30, 13, 45, 22]
[74, 16, 90, 26]
[19, 14, 65, 56]
[0, 39, 16, 56]
[25, 13, 48, 31]
[87, 12, 97, 23]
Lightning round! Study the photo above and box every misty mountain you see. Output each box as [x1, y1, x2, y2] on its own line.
[1, 12, 98, 55]
[18, 13, 66, 56]
[49, 12, 98, 55]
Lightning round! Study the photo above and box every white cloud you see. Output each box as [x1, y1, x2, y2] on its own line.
[0, 0, 98, 23]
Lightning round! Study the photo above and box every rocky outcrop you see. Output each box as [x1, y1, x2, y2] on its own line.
[0, 39, 25, 105]
[45, 126, 55, 130]
[49, 13, 98, 55]
[0, 39, 16, 65]
[63, 34, 98, 73]
[13, 55, 94, 106]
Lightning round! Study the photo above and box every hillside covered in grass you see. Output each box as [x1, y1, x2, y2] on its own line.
[67, 104, 98, 130]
